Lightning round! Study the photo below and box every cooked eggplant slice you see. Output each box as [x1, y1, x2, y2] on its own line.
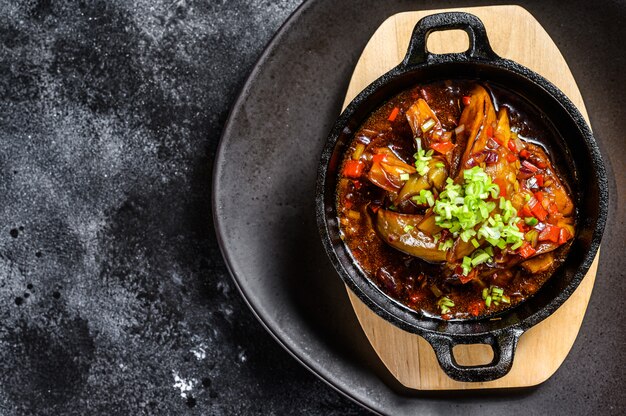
[375, 209, 447, 262]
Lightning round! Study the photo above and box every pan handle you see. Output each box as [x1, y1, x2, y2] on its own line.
[422, 328, 523, 382]
[402, 12, 499, 67]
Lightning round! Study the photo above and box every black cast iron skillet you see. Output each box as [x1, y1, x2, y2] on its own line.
[316, 12, 607, 383]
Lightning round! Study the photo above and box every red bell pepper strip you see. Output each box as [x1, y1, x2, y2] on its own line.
[508, 140, 517, 153]
[518, 242, 537, 259]
[538, 224, 561, 243]
[506, 152, 517, 163]
[430, 141, 455, 154]
[519, 149, 531, 158]
[535, 174, 544, 187]
[388, 107, 400, 122]
[527, 197, 548, 221]
[342, 160, 365, 178]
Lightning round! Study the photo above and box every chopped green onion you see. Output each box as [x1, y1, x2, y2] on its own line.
[510, 240, 524, 250]
[483, 286, 507, 308]
[437, 296, 455, 314]
[400, 173, 410, 181]
[471, 251, 491, 266]
[440, 298, 454, 307]
[462, 256, 473, 276]
[430, 165, 525, 260]
[460, 229, 476, 242]
[430, 284, 443, 298]
[525, 229, 539, 246]
[413, 147, 433, 176]
[412, 189, 435, 207]
[438, 238, 454, 251]
[435, 162, 445, 168]
[425, 191, 435, 207]
[524, 217, 539, 226]
[471, 238, 480, 248]
[421, 118, 436, 132]
[403, 225, 414, 233]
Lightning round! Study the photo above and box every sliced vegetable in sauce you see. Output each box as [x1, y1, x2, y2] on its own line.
[336, 81, 576, 319]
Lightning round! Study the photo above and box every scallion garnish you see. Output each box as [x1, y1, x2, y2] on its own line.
[437, 296, 455, 314]
[412, 189, 435, 207]
[421, 118, 436, 132]
[484, 286, 506, 307]
[524, 217, 539, 226]
[413, 140, 434, 176]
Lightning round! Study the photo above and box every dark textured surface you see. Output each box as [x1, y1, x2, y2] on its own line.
[0, 0, 364, 414]
[0, 0, 624, 415]
[215, 0, 626, 415]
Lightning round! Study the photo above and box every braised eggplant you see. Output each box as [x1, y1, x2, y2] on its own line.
[336, 80, 576, 319]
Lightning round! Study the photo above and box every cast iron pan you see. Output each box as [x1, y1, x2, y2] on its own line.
[316, 12, 608, 382]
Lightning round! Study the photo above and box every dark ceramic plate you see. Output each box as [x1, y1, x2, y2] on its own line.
[213, 0, 625, 414]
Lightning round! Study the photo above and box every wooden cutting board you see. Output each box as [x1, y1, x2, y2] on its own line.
[342, 5, 600, 390]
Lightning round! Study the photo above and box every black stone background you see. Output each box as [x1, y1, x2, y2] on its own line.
[0, 0, 367, 414]
[1, 0, 625, 415]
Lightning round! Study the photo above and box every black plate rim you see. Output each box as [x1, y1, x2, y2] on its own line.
[211, 0, 385, 413]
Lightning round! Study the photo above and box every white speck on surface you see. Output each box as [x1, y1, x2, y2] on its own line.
[172, 371, 196, 399]
[238, 350, 247, 363]
[190, 344, 206, 360]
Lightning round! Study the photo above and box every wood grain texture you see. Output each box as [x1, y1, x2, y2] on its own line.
[341, 5, 600, 390]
